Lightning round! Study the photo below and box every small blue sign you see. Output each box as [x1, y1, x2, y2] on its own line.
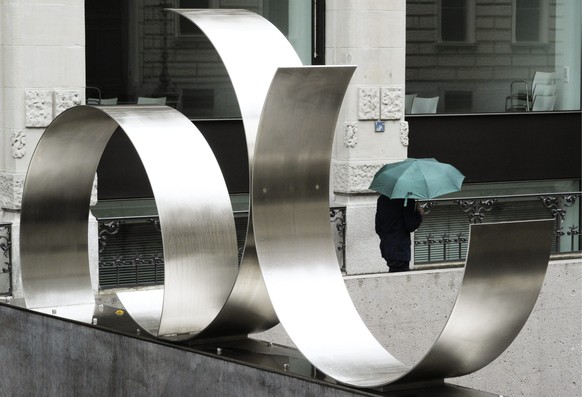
[375, 121, 385, 133]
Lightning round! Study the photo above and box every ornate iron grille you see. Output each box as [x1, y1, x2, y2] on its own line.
[0, 223, 12, 296]
[98, 208, 347, 289]
[415, 192, 581, 265]
[98, 218, 164, 288]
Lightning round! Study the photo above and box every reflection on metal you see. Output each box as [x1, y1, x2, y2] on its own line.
[170, 9, 302, 338]
[20, 105, 238, 338]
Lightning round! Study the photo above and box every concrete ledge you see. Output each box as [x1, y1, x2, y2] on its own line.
[0, 303, 499, 396]
[0, 302, 364, 397]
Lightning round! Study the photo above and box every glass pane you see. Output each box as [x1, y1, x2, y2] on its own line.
[406, 0, 581, 113]
[85, 0, 311, 119]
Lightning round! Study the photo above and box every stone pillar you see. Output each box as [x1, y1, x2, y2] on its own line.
[0, 0, 89, 298]
[327, 1, 408, 275]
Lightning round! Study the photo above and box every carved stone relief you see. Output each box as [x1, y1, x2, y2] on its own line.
[400, 121, 409, 147]
[25, 90, 53, 128]
[54, 90, 82, 117]
[357, 87, 380, 120]
[333, 161, 384, 194]
[381, 87, 403, 120]
[10, 130, 26, 158]
[0, 173, 25, 210]
[343, 122, 358, 148]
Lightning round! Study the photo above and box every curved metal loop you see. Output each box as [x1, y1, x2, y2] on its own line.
[252, 66, 408, 387]
[398, 219, 554, 384]
[20, 105, 238, 340]
[170, 9, 303, 338]
[251, 65, 554, 387]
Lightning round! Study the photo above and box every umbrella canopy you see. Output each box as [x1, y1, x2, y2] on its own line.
[369, 158, 465, 200]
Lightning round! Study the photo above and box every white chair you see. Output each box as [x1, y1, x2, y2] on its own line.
[531, 95, 556, 111]
[410, 96, 439, 114]
[137, 96, 166, 105]
[530, 72, 556, 94]
[86, 86, 101, 105]
[405, 94, 417, 114]
[99, 98, 118, 105]
[532, 83, 556, 101]
[507, 71, 556, 111]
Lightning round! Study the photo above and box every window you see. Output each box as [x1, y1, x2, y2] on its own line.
[438, 0, 475, 43]
[85, 0, 315, 119]
[406, 0, 581, 113]
[513, 0, 549, 44]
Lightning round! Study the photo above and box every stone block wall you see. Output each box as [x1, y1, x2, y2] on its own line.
[0, 0, 85, 211]
[0, 0, 96, 299]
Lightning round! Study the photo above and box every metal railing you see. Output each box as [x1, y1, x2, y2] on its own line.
[97, 207, 347, 289]
[0, 222, 12, 296]
[98, 216, 164, 289]
[96, 191, 580, 286]
[414, 192, 581, 265]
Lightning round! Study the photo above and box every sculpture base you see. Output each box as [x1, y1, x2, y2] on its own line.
[0, 301, 498, 396]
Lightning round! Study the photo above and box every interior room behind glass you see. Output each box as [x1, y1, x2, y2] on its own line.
[405, 0, 581, 114]
[85, 0, 312, 119]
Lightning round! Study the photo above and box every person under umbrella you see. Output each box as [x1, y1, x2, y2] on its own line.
[370, 158, 465, 272]
[375, 196, 423, 272]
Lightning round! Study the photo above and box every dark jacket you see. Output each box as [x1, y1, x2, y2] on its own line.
[375, 195, 423, 262]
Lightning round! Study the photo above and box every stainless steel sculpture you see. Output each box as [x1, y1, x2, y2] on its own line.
[20, 105, 238, 340]
[170, 9, 303, 337]
[252, 66, 554, 387]
[18, 8, 556, 391]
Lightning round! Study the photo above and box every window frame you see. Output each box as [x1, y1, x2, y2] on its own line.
[512, 0, 550, 45]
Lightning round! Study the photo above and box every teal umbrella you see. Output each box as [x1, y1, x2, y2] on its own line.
[369, 158, 465, 200]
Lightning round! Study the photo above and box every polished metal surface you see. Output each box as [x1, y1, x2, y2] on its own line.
[20, 105, 238, 339]
[398, 219, 554, 384]
[20, 107, 117, 322]
[171, 9, 303, 337]
[250, 65, 554, 386]
[252, 66, 409, 387]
